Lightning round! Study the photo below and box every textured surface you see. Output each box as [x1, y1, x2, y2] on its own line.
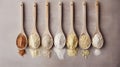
[0, 0, 120, 67]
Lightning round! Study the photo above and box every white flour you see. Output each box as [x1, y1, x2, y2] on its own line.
[94, 49, 101, 56]
[54, 33, 66, 60]
[92, 33, 103, 48]
[92, 33, 104, 56]
[54, 33, 66, 49]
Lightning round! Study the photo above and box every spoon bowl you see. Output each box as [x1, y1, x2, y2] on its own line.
[16, 33, 27, 50]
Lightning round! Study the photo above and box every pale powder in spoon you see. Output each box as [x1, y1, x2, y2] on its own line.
[29, 33, 40, 57]
[41, 34, 53, 57]
[67, 33, 78, 56]
[92, 33, 104, 56]
[79, 34, 91, 58]
[79, 34, 91, 49]
[92, 33, 103, 48]
[54, 33, 66, 49]
[54, 33, 66, 60]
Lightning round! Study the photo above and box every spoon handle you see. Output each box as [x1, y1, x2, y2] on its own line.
[45, 0, 49, 32]
[82, 1, 87, 33]
[20, 2, 24, 33]
[33, 2, 37, 32]
[70, 1, 74, 32]
[58, 2, 62, 32]
[95, 0, 100, 32]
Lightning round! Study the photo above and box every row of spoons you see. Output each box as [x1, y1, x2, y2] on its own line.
[16, 0, 104, 59]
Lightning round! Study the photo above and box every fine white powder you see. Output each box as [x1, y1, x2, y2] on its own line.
[54, 33, 66, 60]
[54, 33, 66, 49]
[54, 47, 66, 60]
[94, 49, 101, 56]
[92, 33, 103, 48]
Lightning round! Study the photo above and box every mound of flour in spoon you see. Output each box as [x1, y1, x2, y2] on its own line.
[54, 33, 66, 49]
[29, 33, 40, 49]
[92, 33, 104, 56]
[92, 33, 103, 48]
[54, 33, 66, 60]
[29, 33, 40, 57]
[41, 34, 53, 57]
[67, 33, 78, 56]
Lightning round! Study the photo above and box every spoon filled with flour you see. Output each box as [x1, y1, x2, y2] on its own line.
[29, 2, 40, 57]
[92, 0, 104, 56]
[54, 2, 66, 60]
[79, 1, 91, 59]
[66, 1, 78, 56]
[41, 0, 53, 58]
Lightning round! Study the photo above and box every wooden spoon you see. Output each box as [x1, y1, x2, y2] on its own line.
[92, 0, 104, 49]
[42, 0, 53, 50]
[16, 2, 27, 56]
[66, 1, 78, 56]
[69, 1, 78, 49]
[69, 1, 75, 34]
[79, 1, 91, 50]
[54, 2, 66, 48]
[53, 2, 66, 59]
[58, 2, 63, 33]
[29, 2, 40, 49]
[41, 0, 53, 58]
[79, 1, 91, 58]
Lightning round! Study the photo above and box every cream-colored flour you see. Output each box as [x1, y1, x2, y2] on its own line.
[29, 33, 40, 57]
[41, 34, 53, 57]
[29, 33, 40, 49]
[29, 48, 40, 57]
[79, 34, 91, 58]
[79, 34, 91, 49]
[67, 48, 78, 56]
[66, 33, 78, 56]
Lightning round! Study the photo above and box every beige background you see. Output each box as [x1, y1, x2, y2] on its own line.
[0, 0, 120, 67]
